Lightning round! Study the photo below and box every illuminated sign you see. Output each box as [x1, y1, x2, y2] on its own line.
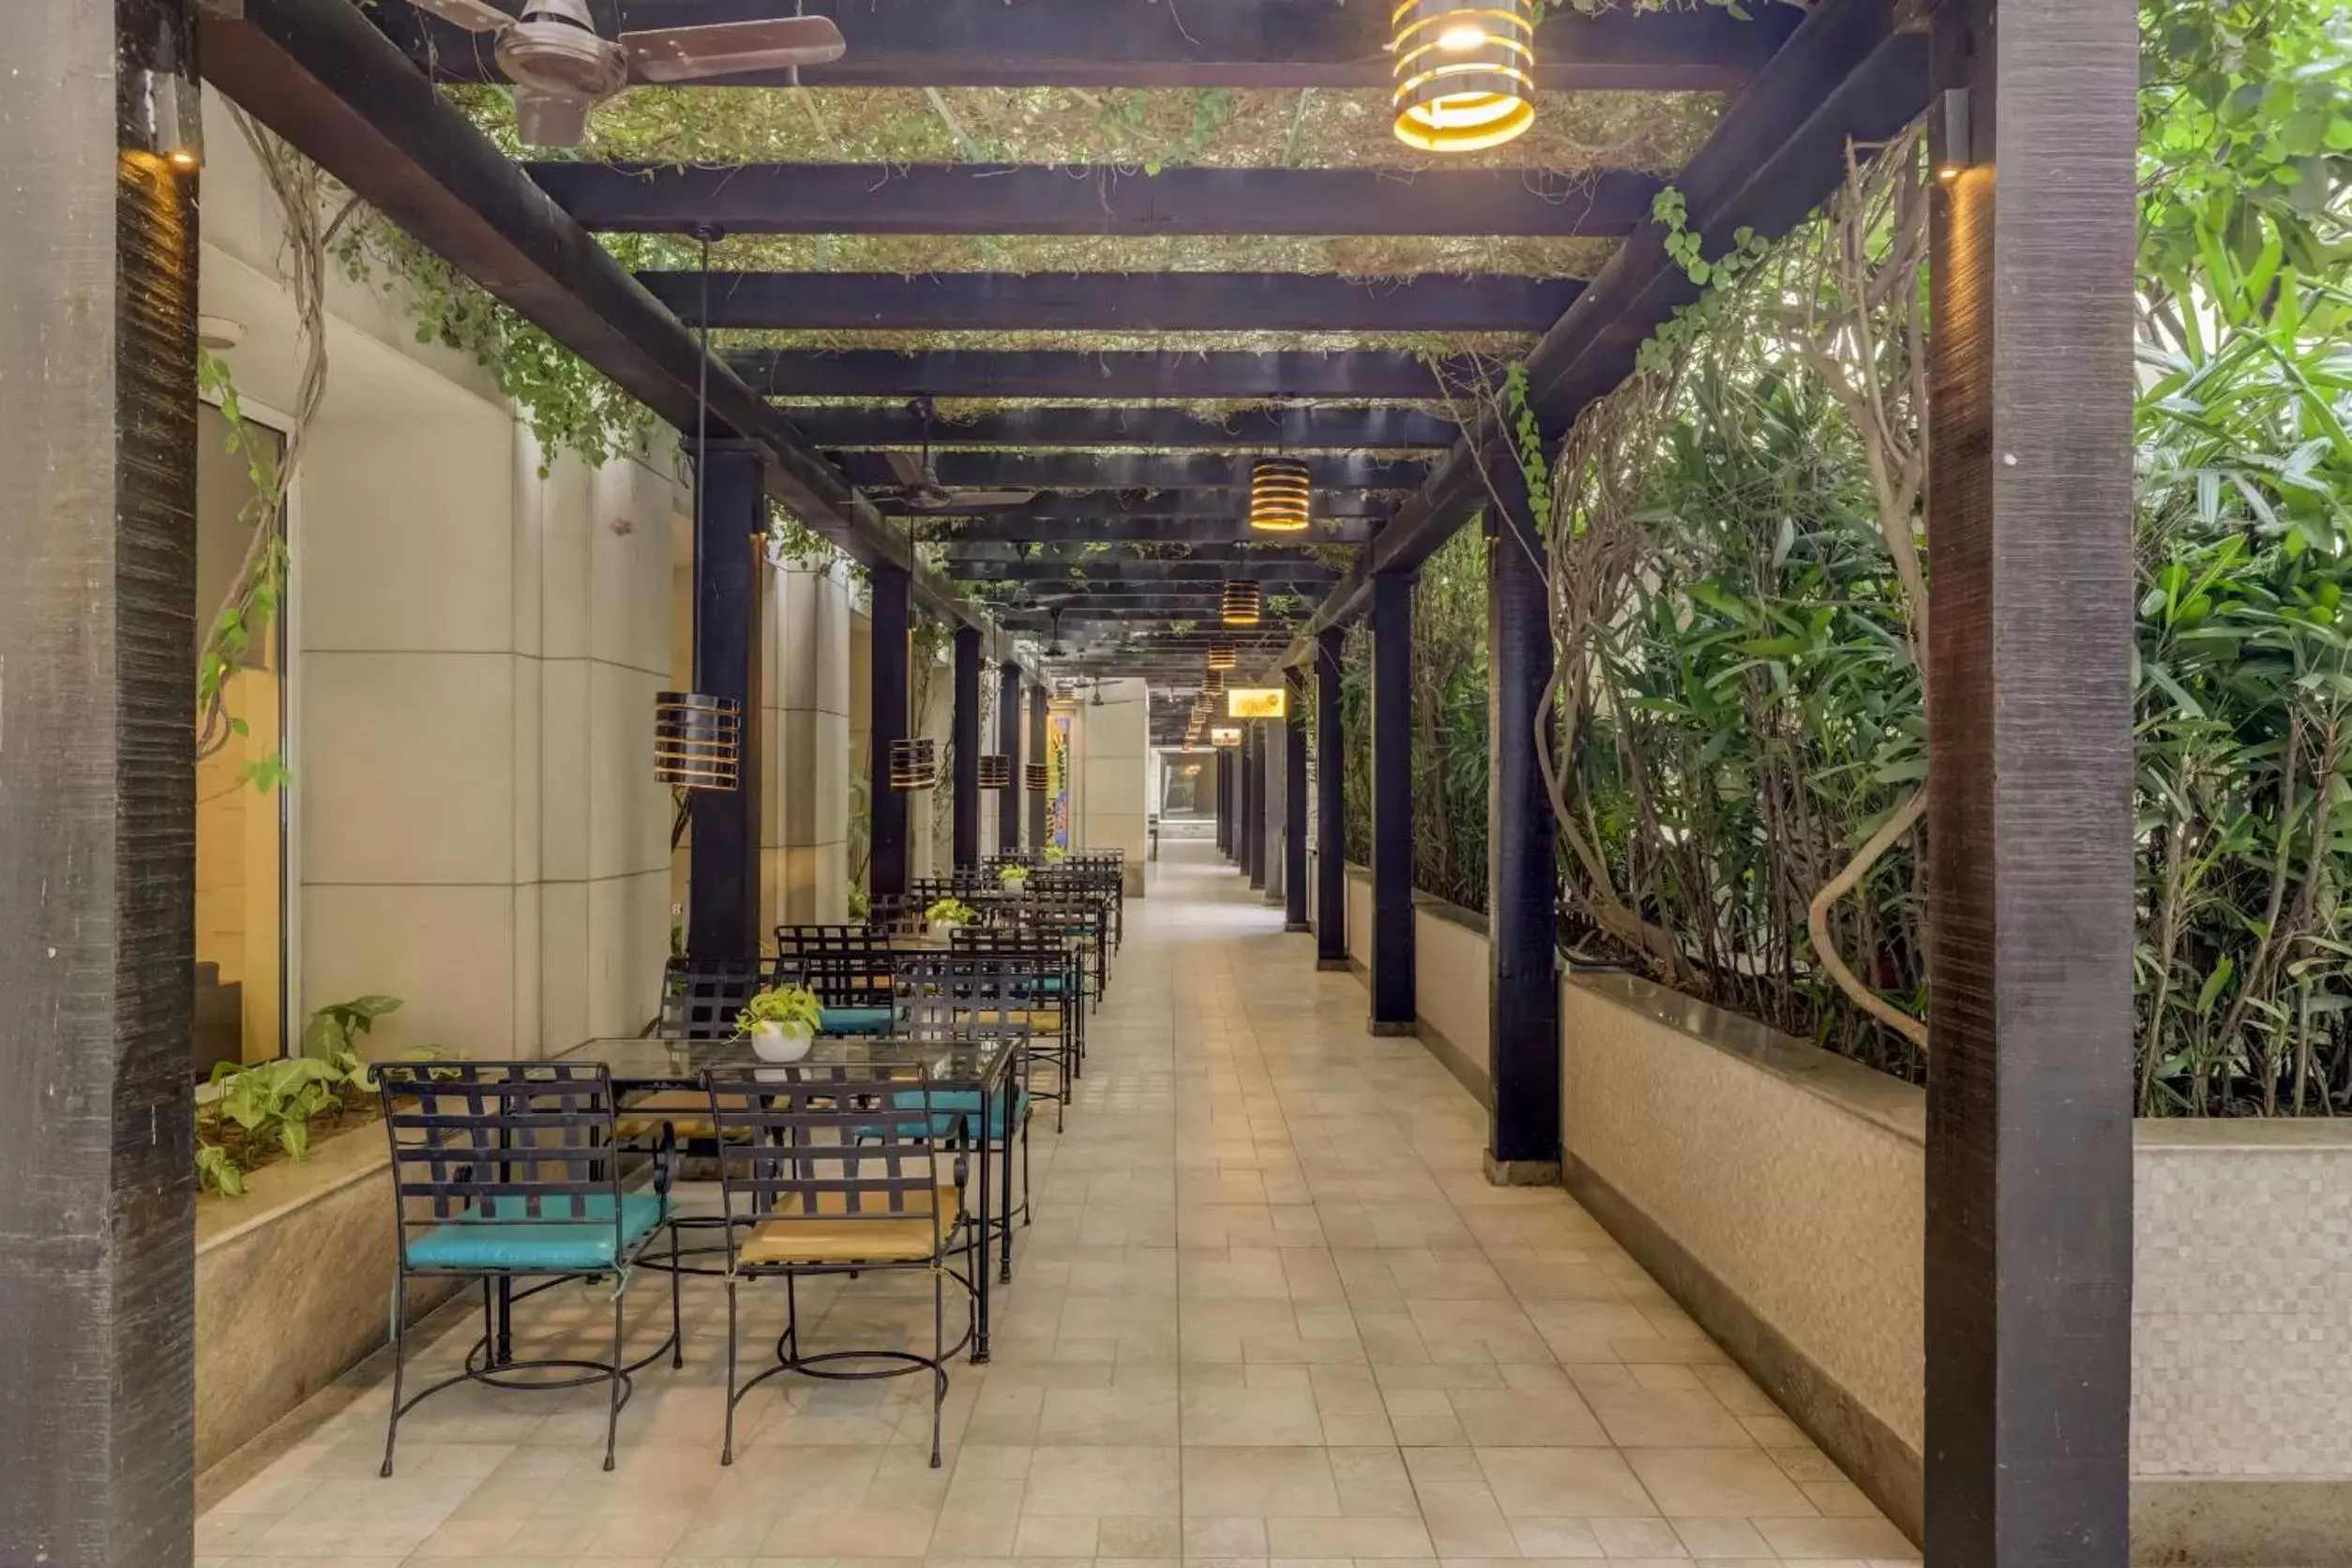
[1226, 686, 1287, 719]
[1210, 726, 1244, 746]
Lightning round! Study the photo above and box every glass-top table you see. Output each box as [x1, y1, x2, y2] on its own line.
[550, 1033, 1021, 1362]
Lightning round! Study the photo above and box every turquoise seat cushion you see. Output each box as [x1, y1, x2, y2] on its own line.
[1010, 976, 1064, 997]
[404, 1191, 668, 1273]
[891, 1088, 1033, 1142]
[822, 1005, 894, 1035]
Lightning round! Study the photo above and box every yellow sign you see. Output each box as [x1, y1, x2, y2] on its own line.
[1210, 726, 1244, 746]
[1226, 686, 1287, 719]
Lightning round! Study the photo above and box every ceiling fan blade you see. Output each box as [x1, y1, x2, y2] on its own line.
[512, 86, 595, 148]
[410, 0, 517, 33]
[622, 16, 847, 83]
[881, 451, 931, 490]
[951, 489, 1041, 507]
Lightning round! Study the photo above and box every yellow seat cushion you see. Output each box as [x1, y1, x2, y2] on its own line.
[618, 1090, 739, 1143]
[737, 1182, 962, 1266]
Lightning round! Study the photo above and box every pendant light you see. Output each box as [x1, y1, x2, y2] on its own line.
[1221, 580, 1264, 627]
[1249, 457, 1313, 534]
[978, 753, 1013, 790]
[656, 224, 744, 791]
[1390, 0, 1538, 155]
[1207, 640, 1239, 672]
[889, 736, 938, 791]
[1204, 668, 1226, 697]
[1026, 761, 1051, 792]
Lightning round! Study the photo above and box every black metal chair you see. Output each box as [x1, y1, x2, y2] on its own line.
[703, 1064, 972, 1468]
[949, 927, 1081, 1129]
[895, 954, 1039, 1229]
[374, 1061, 678, 1477]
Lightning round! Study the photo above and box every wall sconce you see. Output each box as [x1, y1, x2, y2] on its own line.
[1221, 580, 1264, 626]
[1390, 0, 1538, 155]
[1248, 458, 1313, 533]
[889, 736, 939, 791]
[654, 692, 742, 791]
[137, 68, 204, 171]
[1937, 88, 1973, 183]
[1025, 761, 1050, 792]
[977, 753, 1012, 790]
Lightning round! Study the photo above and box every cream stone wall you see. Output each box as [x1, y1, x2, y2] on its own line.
[1073, 679, 1150, 891]
[764, 561, 852, 929]
[1413, 904, 1489, 1075]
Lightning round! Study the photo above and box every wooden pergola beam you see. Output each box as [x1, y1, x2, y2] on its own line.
[933, 516, 1377, 544]
[785, 405, 1458, 452]
[955, 560, 1337, 583]
[838, 451, 1427, 491]
[735, 350, 1481, 400]
[384, 0, 1798, 90]
[541, 164, 1660, 238]
[942, 543, 1329, 565]
[643, 270, 1580, 334]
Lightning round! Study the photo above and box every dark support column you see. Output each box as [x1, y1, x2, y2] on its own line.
[687, 445, 767, 959]
[1485, 453, 1561, 1182]
[997, 660, 1023, 852]
[1028, 685, 1048, 850]
[1235, 736, 1252, 871]
[1315, 628, 1349, 970]
[1217, 748, 1232, 856]
[1368, 572, 1415, 1033]
[1284, 666, 1310, 931]
[1922, 2, 2136, 1562]
[951, 625, 981, 869]
[1248, 723, 1269, 892]
[0, 3, 199, 1559]
[868, 565, 912, 902]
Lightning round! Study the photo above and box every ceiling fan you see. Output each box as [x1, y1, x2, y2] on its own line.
[883, 399, 1040, 511]
[410, 0, 848, 147]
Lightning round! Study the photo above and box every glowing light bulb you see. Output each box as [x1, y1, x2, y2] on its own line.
[1437, 23, 1489, 50]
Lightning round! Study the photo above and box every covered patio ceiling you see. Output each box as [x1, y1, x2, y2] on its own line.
[202, 0, 1929, 746]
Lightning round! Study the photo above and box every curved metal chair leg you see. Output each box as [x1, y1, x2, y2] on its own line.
[378, 1279, 408, 1478]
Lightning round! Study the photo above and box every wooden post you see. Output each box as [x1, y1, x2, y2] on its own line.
[1285, 665, 1310, 931]
[997, 660, 1023, 852]
[1485, 454, 1560, 1180]
[1248, 722, 1270, 892]
[1315, 627, 1349, 970]
[687, 445, 766, 959]
[1237, 731, 1256, 875]
[868, 565, 912, 901]
[951, 625, 981, 869]
[0, 1, 199, 1559]
[1368, 572, 1415, 1033]
[1922, 0, 2137, 1561]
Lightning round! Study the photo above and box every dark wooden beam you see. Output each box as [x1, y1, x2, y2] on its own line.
[195, 0, 1032, 656]
[889, 493, 1396, 522]
[650, 270, 1578, 334]
[1, 1, 198, 1555]
[545, 164, 1660, 239]
[1367, 572, 1415, 1033]
[944, 543, 1329, 565]
[841, 451, 1427, 491]
[997, 660, 1023, 852]
[392, 1, 1798, 89]
[938, 516, 1376, 545]
[1315, 627, 1349, 969]
[738, 349, 1481, 400]
[780, 404, 1458, 452]
[1921, 0, 2137, 1561]
[686, 446, 766, 960]
[952, 626, 982, 867]
[958, 560, 1336, 583]
[1284, 0, 1934, 657]
[869, 565, 912, 899]
[1284, 666, 1310, 931]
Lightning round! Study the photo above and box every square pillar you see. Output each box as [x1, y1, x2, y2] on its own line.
[1028, 684, 1048, 851]
[951, 625, 981, 869]
[997, 661, 1022, 852]
[686, 445, 765, 960]
[1248, 722, 1269, 892]
[1922, 1, 2137, 1560]
[1368, 573, 1416, 1033]
[1485, 451, 1561, 1181]
[1284, 665, 1309, 930]
[868, 565, 911, 902]
[1316, 628, 1349, 969]
[0, 2, 201, 1557]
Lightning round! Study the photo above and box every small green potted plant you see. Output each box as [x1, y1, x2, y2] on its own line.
[737, 984, 824, 1063]
[1042, 845, 1069, 866]
[924, 896, 980, 946]
[997, 862, 1031, 891]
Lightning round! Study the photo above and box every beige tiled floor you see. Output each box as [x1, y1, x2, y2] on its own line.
[197, 840, 1920, 1568]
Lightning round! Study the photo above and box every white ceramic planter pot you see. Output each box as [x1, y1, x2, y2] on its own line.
[929, 920, 959, 946]
[751, 1021, 815, 1063]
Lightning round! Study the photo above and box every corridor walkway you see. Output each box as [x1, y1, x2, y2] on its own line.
[197, 841, 1917, 1566]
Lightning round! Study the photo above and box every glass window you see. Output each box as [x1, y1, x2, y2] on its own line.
[194, 402, 290, 1076]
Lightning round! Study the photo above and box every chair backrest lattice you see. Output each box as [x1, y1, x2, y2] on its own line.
[704, 1064, 943, 1227]
[775, 926, 903, 1009]
[376, 1061, 626, 1250]
[892, 954, 1040, 1043]
[660, 957, 768, 1040]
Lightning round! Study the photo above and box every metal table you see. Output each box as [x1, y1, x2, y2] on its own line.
[550, 1033, 1021, 1363]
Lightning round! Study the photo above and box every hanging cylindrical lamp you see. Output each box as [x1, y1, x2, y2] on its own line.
[654, 692, 743, 791]
[1207, 640, 1239, 672]
[1203, 668, 1225, 696]
[1025, 761, 1050, 792]
[1390, 0, 1538, 155]
[889, 735, 939, 791]
[977, 753, 1012, 790]
[1221, 579, 1264, 627]
[1248, 458, 1313, 534]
